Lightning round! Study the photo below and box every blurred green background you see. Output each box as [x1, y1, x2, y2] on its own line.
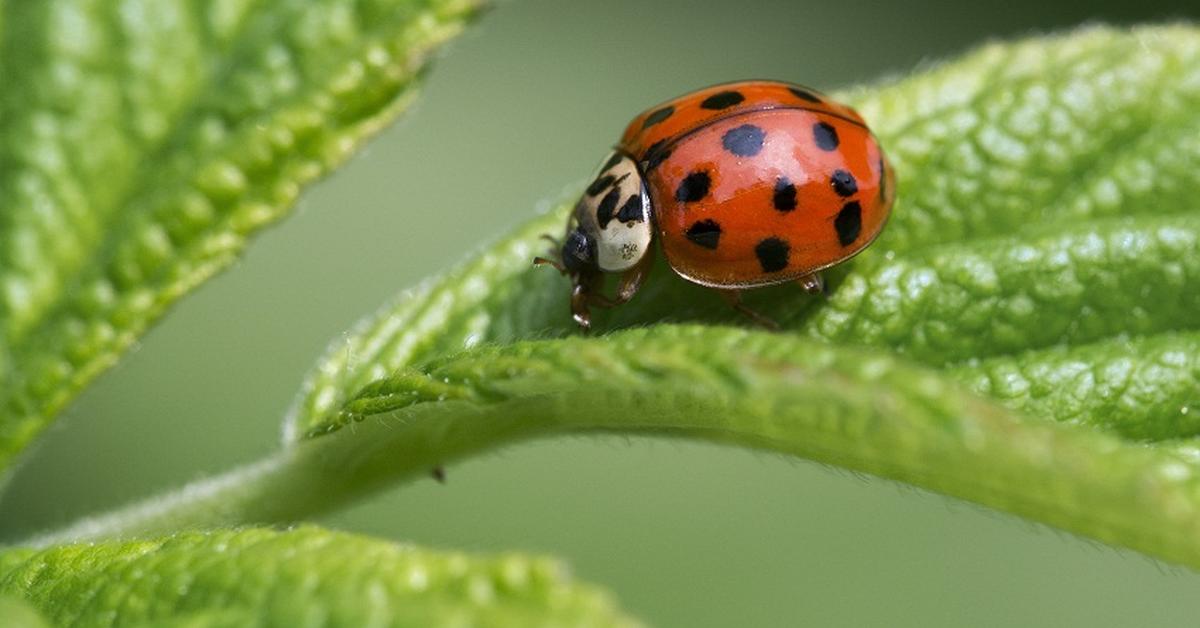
[4, 1, 1200, 626]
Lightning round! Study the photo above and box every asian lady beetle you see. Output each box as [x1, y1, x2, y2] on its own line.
[536, 80, 895, 329]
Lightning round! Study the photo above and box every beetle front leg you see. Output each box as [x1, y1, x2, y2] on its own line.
[570, 282, 593, 331]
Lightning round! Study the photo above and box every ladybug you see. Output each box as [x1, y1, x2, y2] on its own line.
[536, 80, 895, 329]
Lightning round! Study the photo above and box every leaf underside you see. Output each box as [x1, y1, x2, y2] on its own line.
[0, 0, 485, 475]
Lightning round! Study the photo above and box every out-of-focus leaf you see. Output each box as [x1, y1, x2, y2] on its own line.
[0, 0, 484, 474]
[0, 526, 639, 627]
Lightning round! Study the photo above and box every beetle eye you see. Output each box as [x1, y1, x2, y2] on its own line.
[561, 230, 595, 273]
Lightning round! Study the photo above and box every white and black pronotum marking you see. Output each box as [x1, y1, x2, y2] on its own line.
[565, 151, 652, 272]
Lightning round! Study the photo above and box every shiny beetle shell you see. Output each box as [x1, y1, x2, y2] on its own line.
[620, 81, 894, 287]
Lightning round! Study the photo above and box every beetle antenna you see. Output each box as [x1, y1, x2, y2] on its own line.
[533, 256, 566, 274]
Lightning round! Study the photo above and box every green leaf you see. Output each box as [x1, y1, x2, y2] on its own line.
[0, 526, 638, 627]
[0, 0, 484, 474]
[0, 595, 51, 628]
[951, 332, 1200, 441]
[32, 25, 1200, 571]
[30, 326, 1200, 569]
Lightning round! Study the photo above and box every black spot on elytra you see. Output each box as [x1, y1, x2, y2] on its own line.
[675, 171, 711, 203]
[685, 219, 722, 249]
[773, 177, 797, 212]
[700, 90, 744, 110]
[617, 194, 644, 223]
[835, 201, 862, 246]
[586, 174, 614, 197]
[813, 122, 839, 151]
[788, 86, 822, 103]
[643, 139, 671, 170]
[602, 152, 624, 171]
[831, 169, 858, 197]
[596, 187, 621, 228]
[755, 237, 790, 272]
[642, 106, 675, 129]
[722, 124, 765, 157]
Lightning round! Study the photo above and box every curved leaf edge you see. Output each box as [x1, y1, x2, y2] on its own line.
[21, 325, 1200, 573]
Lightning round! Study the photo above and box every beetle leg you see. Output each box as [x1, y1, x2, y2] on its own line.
[533, 256, 566, 274]
[716, 289, 780, 331]
[797, 272, 825, 295]
[589, 245, 655, 309]
[615, 245, 655, 303]
[570, 282, 593, 331]
[534, 234, 565, 270]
